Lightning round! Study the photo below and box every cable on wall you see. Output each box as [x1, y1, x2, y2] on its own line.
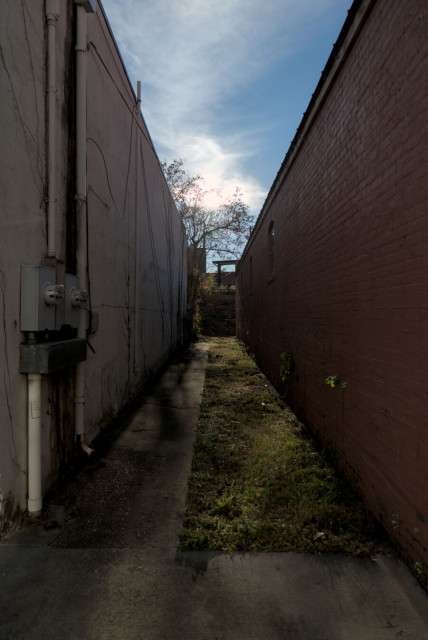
[88, 41, 154, 152]
[86, 30, 186, 349]
[87, 137, 124, 221]
[122, 109, 134, 217]
[94, 10, 136, 102]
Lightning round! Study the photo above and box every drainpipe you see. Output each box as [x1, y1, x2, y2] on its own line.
[27, 372, 42, 515]
[134, 81, 141, 379]
[46, 0, 60, 258]
[74, 0, 96, 455]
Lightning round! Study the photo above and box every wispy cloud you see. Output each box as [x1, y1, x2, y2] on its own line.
[101, 0, 344, 215]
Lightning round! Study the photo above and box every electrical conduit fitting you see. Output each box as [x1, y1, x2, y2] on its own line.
[81, 440, 94, 456]
[46, 0, 60, 19]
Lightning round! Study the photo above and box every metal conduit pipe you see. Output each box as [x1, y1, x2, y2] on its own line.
[46, 0, 60, 258]
[74, 0, 95, 455]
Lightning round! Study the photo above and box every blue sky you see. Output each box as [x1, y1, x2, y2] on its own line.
[101, 0, 351, 218]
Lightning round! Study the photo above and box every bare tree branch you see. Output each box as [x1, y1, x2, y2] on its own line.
[162, 159, 252, 261]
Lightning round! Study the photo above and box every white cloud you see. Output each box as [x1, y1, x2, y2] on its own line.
[101, 0, 343, 214]
[170, 133, 267, 214]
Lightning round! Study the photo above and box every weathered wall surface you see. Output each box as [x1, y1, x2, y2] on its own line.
[84, 6, 187, 439]
[0, 1, 186, 531]
[236, 0, 428, 579]
[0, 0, 47, 529]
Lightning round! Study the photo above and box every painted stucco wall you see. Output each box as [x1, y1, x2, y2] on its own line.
[0, 0, 186, 531]
[236, 0, 428, 580]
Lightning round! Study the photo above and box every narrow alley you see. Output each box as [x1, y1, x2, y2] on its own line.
[1, 343, 427, 640]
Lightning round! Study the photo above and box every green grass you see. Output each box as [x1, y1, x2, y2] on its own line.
[179, 336, 392, 555]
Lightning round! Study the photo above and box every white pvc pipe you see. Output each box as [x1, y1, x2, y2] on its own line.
[46, 0, 59, 258]
[74, 2, 93, 455]
[28, 373, 42, 516]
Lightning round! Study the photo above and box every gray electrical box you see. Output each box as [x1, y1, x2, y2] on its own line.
[21, 266, 57, 332]
[19, 338, 87, 374]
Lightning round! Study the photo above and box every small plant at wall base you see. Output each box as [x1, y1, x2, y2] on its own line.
[325, 375, 348, 389]
[280, 350, 295, 381]
[280, 350, 295, 396]
[391, 512, 400, 531]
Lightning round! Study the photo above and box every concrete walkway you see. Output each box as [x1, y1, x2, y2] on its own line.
[1, 342, 428, 640]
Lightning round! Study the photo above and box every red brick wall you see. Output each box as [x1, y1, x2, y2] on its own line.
[236, 0, 428, 579]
